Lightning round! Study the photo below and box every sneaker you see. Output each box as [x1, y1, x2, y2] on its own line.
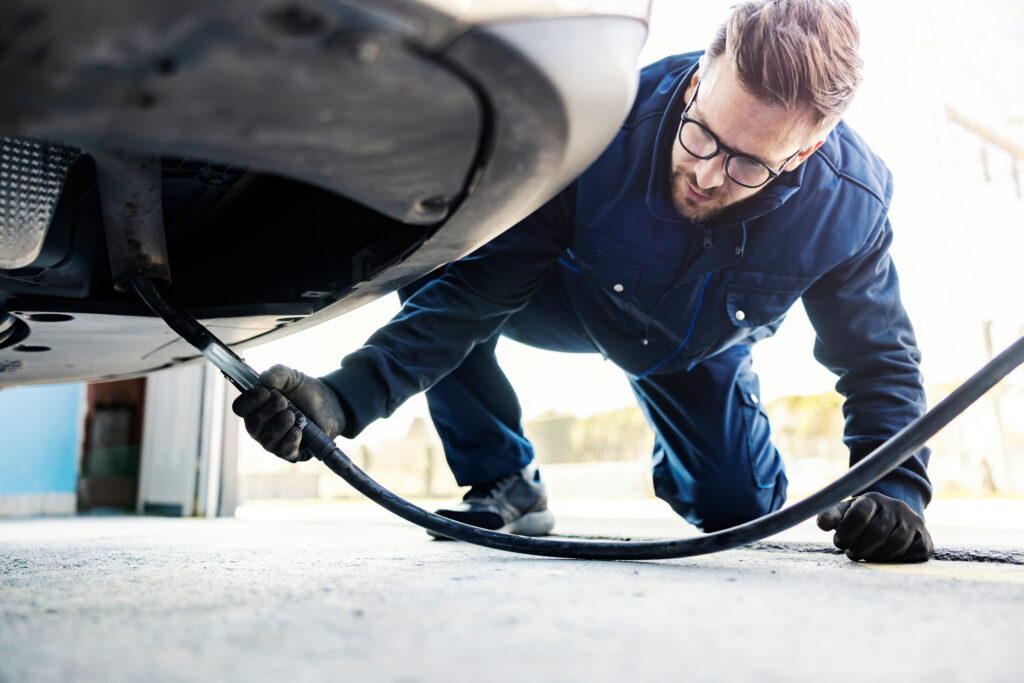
[428, 465, 555, 539]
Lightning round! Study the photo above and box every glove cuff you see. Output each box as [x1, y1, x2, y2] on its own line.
[320, 360, 389, 439]
[863, 477, 928, 518]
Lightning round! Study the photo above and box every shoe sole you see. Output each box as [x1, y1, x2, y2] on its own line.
[427, 509, 556, 541]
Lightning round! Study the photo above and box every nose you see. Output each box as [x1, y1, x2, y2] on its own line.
[693, 153, 727, 191]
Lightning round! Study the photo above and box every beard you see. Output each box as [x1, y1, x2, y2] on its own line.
[668, 165, 727, 223]
[669, 164, 772, 224]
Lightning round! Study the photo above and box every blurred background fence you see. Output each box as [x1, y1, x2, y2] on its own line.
[237, 365, 1024, 504]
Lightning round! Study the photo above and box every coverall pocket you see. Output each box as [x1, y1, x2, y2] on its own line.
[567, 243, 644, 335]
[578, 251, 642, 303]
[725, 282, 800, 329]
[698, 282, 803, 362]
[734, 373, 782, 489]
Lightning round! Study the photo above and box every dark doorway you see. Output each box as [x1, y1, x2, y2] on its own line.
[78, 378, 146, 511]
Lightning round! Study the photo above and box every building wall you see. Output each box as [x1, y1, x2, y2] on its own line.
[0, 382, 83, 516]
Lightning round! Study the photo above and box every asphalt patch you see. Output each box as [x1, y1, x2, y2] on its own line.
[751, 541, 1024, 564]
[555, 535, 1024, 565]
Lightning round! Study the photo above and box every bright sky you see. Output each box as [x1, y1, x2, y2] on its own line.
[244, 0, 1024, 449]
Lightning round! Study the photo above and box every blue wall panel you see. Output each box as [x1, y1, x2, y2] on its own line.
[0, 383, 82, 495]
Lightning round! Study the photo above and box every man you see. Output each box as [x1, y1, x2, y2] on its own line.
[235, 0, 934, 562]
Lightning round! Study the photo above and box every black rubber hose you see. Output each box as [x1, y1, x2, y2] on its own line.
[131, 279, 220, 351]
[133, 277, 1024, 560]
[317, 332, 1024, 559]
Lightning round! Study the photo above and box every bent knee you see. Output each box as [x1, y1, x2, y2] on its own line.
[695, 496, 775, 533]
[658, 476, 788, 533]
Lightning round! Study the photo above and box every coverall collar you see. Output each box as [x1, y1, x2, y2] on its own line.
[644, 62, 807, 229]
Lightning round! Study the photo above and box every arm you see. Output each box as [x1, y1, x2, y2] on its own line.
[801, 218, 932, 516]
[802, 214, 935, 562]
[322, 184, 577, 437]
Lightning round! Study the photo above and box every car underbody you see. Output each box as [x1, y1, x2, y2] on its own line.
[0, 0, 648, 386]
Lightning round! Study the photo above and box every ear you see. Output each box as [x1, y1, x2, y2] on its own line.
[684, 68, 701, 101]
[783, 138, 825, 172]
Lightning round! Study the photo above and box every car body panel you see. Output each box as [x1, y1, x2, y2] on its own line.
[0, 0, 648, 387]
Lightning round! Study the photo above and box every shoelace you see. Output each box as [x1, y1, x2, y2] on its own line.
[463, 473, 516, 502]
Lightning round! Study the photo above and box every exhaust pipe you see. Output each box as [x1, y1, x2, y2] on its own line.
[92, 149, 172, 290]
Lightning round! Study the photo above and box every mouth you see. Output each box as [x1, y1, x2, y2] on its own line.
[684, 181, 712, 204]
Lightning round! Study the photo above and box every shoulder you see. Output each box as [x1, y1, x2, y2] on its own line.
[624, 52, 702, 128]
[575, 53, 700, 212]
[805, 120, 894, 211]
[758, 122, 896, 271]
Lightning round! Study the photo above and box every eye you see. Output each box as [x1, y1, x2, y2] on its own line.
[680, 121, 717, 156]
[726, 156, 771, 187]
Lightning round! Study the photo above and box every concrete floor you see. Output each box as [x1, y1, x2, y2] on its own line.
[2, 498, 1024, 683]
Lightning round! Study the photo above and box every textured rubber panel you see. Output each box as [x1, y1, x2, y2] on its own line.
[0, 136, 79, 269]
[504, 509, 556, 536]
[427, 508, 555, 540]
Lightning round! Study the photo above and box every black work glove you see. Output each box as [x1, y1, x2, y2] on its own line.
[231, 364, 346, 463]
[817, 491, 933, 563]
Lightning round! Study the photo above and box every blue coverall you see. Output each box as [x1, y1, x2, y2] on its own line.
[323, 52, 932, 531]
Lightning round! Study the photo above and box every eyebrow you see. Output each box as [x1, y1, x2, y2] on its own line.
[690, 101, 775, 165]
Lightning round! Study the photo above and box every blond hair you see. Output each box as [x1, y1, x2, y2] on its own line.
[704, 0, 863, 131]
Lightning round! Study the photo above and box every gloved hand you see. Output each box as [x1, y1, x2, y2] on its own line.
[231, 364, 346, 463]
[817, 491, 933, 563]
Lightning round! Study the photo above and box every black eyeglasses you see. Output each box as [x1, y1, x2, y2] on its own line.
[678, 82, 802, 188]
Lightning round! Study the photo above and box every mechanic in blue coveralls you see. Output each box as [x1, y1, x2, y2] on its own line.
[235, 0, 934, 562]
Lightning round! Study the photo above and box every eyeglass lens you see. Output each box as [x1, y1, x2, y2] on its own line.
[679, 121, 770, 187]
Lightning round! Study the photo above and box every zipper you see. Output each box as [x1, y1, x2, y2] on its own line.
[636, 272, 713, 379]
[557, 248, 580, 273]
[702, 228, 712, 249]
